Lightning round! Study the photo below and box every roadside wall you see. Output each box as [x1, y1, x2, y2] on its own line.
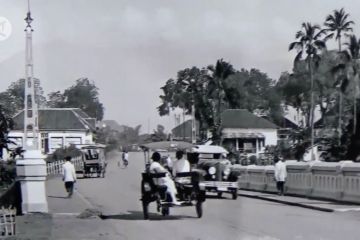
[46, 156, 82, 175]
[234, 161, 360, 203]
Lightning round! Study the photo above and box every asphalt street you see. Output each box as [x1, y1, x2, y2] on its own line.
[73, 151, 360, 240]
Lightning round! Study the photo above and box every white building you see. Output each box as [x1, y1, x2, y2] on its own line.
[221, 109, 278, 156]
[6, 108, 95, 156]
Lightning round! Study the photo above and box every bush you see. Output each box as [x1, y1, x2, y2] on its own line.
[248, 155, 257, 165]
[46, 145, 82, 162]
[0, 160, 16, 188]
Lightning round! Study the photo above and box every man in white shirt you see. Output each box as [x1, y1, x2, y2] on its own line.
[165, 154, 173, 172]
[62, 156, 77, 198]
[274, 157, 287, 196]
[150, 152, 180, 205]
[172, 150, 190, 177]
[173, 150, 191, 185]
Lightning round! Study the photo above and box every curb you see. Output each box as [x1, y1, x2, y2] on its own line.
[239, 193, 334, 212]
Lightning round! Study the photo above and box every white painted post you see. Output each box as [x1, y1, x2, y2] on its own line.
[16, 150, 48, 213]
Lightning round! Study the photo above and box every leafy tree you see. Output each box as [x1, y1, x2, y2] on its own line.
[151, 124, 167, 142]
[0, 106, 14, 159]
[47, 91, 66, 108]
[0, 78, 46, 117]
[158, 66, 214, 140]
[49, 78, 104, 120]
[118, 125, 142, 146]
[158, 62, 282, 142]
[343, 35, 360, 133]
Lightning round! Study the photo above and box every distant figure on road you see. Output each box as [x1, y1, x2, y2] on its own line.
[62, 156, 77, 198]
[122, 150, 129, 167]
[274, 157, 287, 196]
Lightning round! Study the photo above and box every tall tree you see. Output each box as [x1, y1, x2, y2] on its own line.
[324, 8, 354, 52]
[0, 78, 46, 117]
[324, 8, 354, 140]
[289, 22, 327, 160]
[62, 78, 104, 120]
[344, 35, 360, 133]
[207, 59, 235, 142]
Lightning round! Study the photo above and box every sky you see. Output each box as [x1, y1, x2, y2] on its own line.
[1, 0, 360, 133]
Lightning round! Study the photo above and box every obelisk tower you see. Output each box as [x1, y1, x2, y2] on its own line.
[16, 0, 48, 214]
[23, 0, 39, 150]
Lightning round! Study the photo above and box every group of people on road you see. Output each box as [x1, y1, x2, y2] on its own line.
[149, 150, 190, 205]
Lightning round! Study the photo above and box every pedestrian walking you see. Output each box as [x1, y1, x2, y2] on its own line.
[62, 156, 77, 198]
[274, 156, 287, 196]
[122, 150, 129, 167]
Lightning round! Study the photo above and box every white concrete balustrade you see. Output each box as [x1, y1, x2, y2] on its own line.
[46, 156, 82, 175]
[234, 161, 360, 203]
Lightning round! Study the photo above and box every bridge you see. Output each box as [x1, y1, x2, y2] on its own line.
[13, 152, 360, 239]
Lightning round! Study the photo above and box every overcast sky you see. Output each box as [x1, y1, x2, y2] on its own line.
[1, 0, 360, 133]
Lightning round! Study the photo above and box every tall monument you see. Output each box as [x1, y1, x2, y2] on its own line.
[16, 0, 48, 214]
[23, 0, 39, 150]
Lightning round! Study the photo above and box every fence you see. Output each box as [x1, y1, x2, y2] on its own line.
[46, 156, 82, 175]
[0, 207, 16, 237]
[234, 160, 360, 204]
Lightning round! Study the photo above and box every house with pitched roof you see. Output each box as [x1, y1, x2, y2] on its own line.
[7, 108, 96, 155]
[221, 109, 278, 155]
[171, 119, 200, 142]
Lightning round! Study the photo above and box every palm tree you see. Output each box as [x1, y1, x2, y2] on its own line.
[324, 8, 354, 52]
[207, 59, 235, 143]
[324, 8, 354, 141]
[289, 22, 327, 160]
[344, 35, 360, 134]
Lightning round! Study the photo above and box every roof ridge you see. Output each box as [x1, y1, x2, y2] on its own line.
[71, 109, 90, 130]
[38, 108, 80, 110]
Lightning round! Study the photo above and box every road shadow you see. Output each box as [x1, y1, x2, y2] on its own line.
[100, 211, 197, 221]
[205, 194, 233, 200]
[48, 195, 68, 199]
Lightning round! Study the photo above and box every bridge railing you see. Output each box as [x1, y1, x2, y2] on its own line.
[46, 156, 82, 176]
[234, 161, 360, 203]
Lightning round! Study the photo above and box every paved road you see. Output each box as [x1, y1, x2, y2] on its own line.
[74, 151, 360, 240]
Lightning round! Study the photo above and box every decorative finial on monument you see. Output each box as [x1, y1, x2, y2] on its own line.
[24, 0, 33, 31]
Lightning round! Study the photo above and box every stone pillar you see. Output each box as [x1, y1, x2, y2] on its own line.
[16, 149, 48, 213]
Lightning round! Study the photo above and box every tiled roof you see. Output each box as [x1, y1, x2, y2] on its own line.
[221, 109, 278, 129]
[12, 108, 95, 131]
[172, 120, 200, 138]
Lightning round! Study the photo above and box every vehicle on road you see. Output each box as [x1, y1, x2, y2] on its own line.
[77, 144, 107, 178]
[190, 145, 240, 199]
[140, 141, 206, 220]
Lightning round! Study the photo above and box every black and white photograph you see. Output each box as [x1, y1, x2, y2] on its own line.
[1, 0, 360, 239]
